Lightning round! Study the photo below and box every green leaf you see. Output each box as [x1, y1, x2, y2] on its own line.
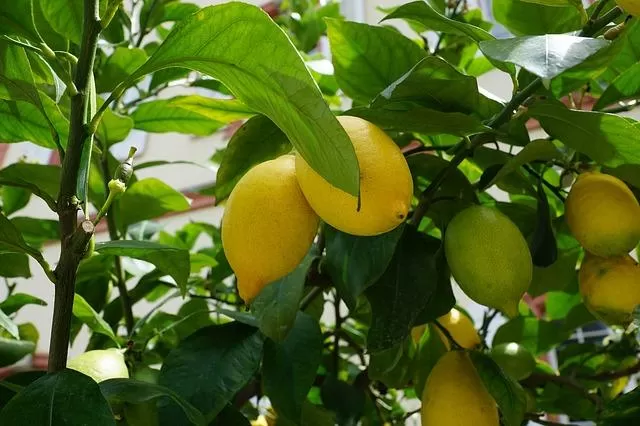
[489, 139, 562, 187]
[0, 309, 19, 339]
[601, 384, 640, 425]
[320, 376, 365, 425]
[0, 96, 68, 150]
[369, 338, 414, 389]
[324, 224, 403, 310]
[0, 293, 47, 315]
[0, 336, 34, 367]
[0, 163, 60, 210]
[158, 323, 264, 424]
[41, 0, 83, 44]
[493, 316, 570, 355]
[0, 0, 44, 42]
[468, 351, 527, 426]
[252, 251, 317, 342]
[347, 104, 488, 137]
[131, 96, 253, 136]
[210, 405, 251, 426]
[480, 35, 608, 80]
[97, 47, 148, 93]
[11, 216, 59, 247]
[214, 115, 291, 201]
[100, 378, 206, 426]
[0, 213, 48, 270]
[382, 1, 494, 43]
[96, 104, 134, 145]
[529, 181, 558, 267]
[1, 186, 30, 216]
[0, 253, 31, 278]
[492, 0, 583, 36]
[529, 247, 580, 296]
[262, 313, 323, 423]
[95, 240, 190, 295]
[371, 56, 498, 118]
[0, 369, 115, 425]
[327, 18, 426, 104]
[528, 100, 640, 168]
[123, 3, 359, 196]
[72, 293, 118, 344]
[595, 62, 640, 110]
[365, 227, 443, 352]
[118, 178, 190, 230]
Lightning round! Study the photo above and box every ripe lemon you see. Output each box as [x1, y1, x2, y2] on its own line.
[579, 253, 640, 325]
[616, 0, 640, 16]
[222, 155, 319, 302]
[490, 342, 536, 381]
[411, 308, 480, 350]
[444, 206, 533, 317]
[67, 348, 129, 383]
[422, 351, 499, 426]
[566, 172, 640, 257]
[295, 116, 413, 236]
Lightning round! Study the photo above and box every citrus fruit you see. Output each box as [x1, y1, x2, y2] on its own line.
[490, 342, 536, 381]
[444, 205, 533, 317]
[566, 172, 640, 257]
[67, 348, 129, 383]
[616, 0, 640, 16]
[579, 253, 640, 325]
[222, 155, 319, 302]
[421, 351, 499, 426]
[411, 308, 480, 349]
[295, 116, 412, 236]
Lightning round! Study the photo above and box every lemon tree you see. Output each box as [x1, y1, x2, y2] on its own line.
[1, 0, 640, 425]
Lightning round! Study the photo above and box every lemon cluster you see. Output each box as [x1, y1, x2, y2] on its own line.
[221, 116, 413, 302]
[565, 172, 640, 325]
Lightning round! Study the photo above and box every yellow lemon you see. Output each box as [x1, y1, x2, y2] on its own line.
[411, 308, 480, 349]
[566, 172, 640, 257]
[67, 349, 129, 383]
[444, 206, 533, 317]
[421, 351, 499, 426]
[295, 116, 412, 236]
[616, 0, 640, 16]
[579, 253, 640, 325]
[222, 155, 319, 302]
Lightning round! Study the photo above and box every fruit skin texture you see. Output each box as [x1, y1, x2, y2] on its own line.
[579, 253, 640, 325]
[616, 0, 640, 16]
[444, 205, 533, 317]
[67, 349, 129, 383]
[412, 308, 481, 350]
[490, 342, 536, 381]
[222, 155, 319, 302]
[421, 351, 499, 426]
[295, 116, 413, 236]
[566, 172, 640, 257]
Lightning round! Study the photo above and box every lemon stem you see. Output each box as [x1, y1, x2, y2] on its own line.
[433, 319, 463, 350]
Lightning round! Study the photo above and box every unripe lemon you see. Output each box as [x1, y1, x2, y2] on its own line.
[490, 342, 536, 381]
[222, 155, 319, 302]
[616, 0, 640, 16]
[579, 253, 640, 325]
[295, 116, 412, 236]
[566, 172, 640, 257]
[411, 308, 480, 349]
[444, 206, 533, 317]
[67, 348, 129, 383]
[421, 351, 499, 426]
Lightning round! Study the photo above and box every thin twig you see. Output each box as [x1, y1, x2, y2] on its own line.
[433, 319, 462, 350]
[300, 286, 324, 311]
[523, 165, 567, 202]
[333, 292, 343, 376]
[578, 361, 640, 381]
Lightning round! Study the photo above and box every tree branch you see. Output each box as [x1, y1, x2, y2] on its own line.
[48, 0, 101, 373]
[578, 361, 640, 381]
[523, 373, 602, 409]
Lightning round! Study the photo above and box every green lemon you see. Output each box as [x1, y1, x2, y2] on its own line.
[490, 342, 536, 381]
[444, 205, 533, 317]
